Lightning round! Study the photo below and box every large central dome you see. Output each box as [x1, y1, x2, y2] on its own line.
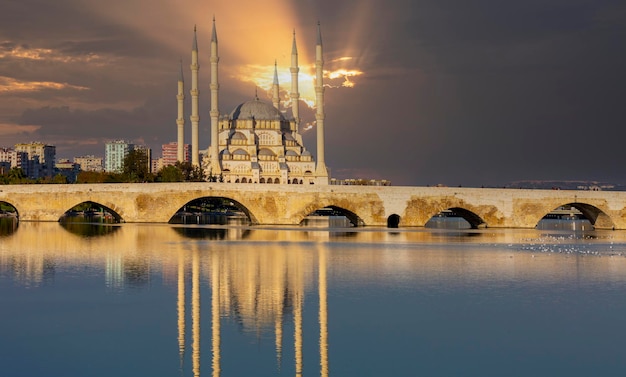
[230, 97, 285, 121]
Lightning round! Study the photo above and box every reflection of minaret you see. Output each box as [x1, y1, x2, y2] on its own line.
[211, 251, 221, 377]
[314, 22, 328, 180]
[293, 252, 304, 377]
[192, 250, 201, 377]
[190, 26, 200, 167]
[273, 250, 286, 368]
[294, 289, 303, 377]
[319, 248, 329, 377]
[177, 250, 186, 372]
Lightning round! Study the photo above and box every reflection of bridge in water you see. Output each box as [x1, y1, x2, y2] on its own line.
[2, 183, 626, 229]
[5, 222, 626, 374]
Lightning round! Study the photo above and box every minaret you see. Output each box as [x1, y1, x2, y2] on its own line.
[290, 31, 300, 124]
[190, 26, 200, 167]
[209, 17, 221, 175]
[177, 60, 185, 163]
[272, 60, 280, 110]
[314, 22, 328, 180]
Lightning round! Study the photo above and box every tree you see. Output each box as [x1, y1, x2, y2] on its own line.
[76, 171, 123, 183]
[77, 171, 106, 183]
[8, 167, 25, 182]
[175, 161, 205, 182]
[122, 150, 153, 182]
[157, 165, 184, 182]
[52, 174, 68, 184]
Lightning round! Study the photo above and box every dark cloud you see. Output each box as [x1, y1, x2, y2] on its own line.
[1, 0, 625, 186]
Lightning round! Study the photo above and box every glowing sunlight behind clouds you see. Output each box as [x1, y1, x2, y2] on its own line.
[80, 0, 365, 106]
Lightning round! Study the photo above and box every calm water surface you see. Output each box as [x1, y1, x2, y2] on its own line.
[2, 221, 626, 377]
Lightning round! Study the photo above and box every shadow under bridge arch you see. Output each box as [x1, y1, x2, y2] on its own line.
[169, 196, 254, 225]
[537, 202, 614, 230]
[426, 207, 486, 229]
[300, 205, 365, 227]
[60, 201, 123, 223]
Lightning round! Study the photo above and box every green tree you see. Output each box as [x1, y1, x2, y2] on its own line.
[77, 171, 106, 183]
[8, 167, 25, 182]
[52, 174, 68, 184]
[122, 150, 153, 182]
[175, 161, 206, 182]
[157, 165, 184, 182]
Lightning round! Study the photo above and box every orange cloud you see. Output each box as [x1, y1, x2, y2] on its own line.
[0, 76, 89, 93]
[0, 45, 104, 64]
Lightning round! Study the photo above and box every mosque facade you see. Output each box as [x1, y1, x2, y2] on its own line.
[177, 19, 329, 185]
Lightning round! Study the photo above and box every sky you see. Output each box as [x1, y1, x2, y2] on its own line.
[1, 0, 625, 187]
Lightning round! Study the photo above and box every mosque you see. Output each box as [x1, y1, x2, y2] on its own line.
[176, 18, 329, 185]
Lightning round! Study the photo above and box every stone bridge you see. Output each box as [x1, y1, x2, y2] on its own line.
[1, 183, 626, 229]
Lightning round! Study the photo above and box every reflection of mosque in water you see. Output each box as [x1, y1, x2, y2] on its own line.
[0, 224, 330, 376]
[8, 222, 613, 375]
[174, 244, 329, 377]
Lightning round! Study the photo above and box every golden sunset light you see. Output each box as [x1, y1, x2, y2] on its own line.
[0, 0, 622, 187]
[0, 76, 89, 93]
[0, 45, 104, 64]
[3, 2, 626, 374]
[236, 63, 364, 109]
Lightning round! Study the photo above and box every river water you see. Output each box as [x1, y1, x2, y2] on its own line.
[2, 220, 626, 377]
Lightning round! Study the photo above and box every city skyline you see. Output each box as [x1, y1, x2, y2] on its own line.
[1, 0, 625, 186]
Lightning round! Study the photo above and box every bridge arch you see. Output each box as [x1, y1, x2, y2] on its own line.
[534, 202, 615, 230]
[450, 207, 486, 229]
[168, 196, 257, 225]
[61, 201, 123, 223]
[387, 214, 400, 228]
[425, 207, 486, 229]
[0, 201, 19, 236]
[297, 204, 365, 227]
[1, 200, 19, 218]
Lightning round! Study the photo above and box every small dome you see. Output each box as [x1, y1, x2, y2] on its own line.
[230, 97, 285, 121]
[220, 149, 231, 156]
[285, 150, 298, 156]
[231, 132, 247, 140]
[233, 149, 249, 156]
[302, 150, 312, 157]
[258, 148, 276, 156]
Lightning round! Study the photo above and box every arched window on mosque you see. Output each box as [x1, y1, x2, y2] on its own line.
[232, 149, 250, 161]
[258, 148, 276, 161]
[231, 132, 247, 145]
[258, 133, 273, 146]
